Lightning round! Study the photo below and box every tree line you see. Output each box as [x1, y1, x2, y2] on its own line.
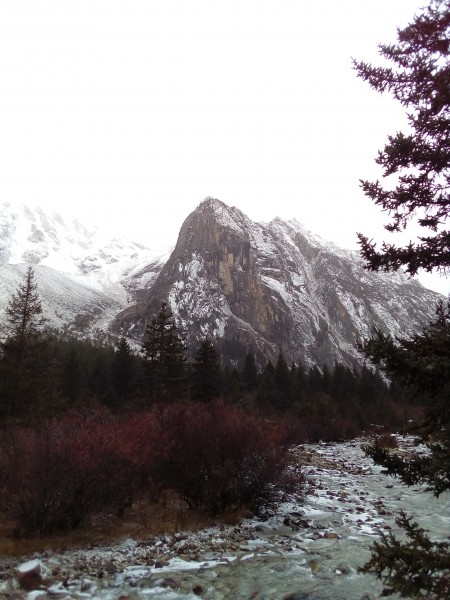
[0, 268, 404, 432]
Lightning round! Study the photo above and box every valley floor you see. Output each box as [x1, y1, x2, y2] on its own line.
[0, 437, 448, 600]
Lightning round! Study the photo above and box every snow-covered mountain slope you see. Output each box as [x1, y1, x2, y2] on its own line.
[116, 198, 442, 367]
[0, 202, 168, 338]
[1, 198, 443, 367]
[0, 264, 124, 340]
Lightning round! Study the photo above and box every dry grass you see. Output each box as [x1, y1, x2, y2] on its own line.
[0, 491, 246, 559]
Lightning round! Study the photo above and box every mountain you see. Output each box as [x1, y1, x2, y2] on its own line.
[0, 202, 168, 339]
[116, 198, 442, 367]
[0, 198, 442, 368]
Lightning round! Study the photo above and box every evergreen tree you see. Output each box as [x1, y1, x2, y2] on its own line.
[191, 338, 221, 402]
[0, 267, 50, 418]
[360, 363, 450, 598]
[60, 346, 85, 406]
[111, 337, 137, 403]
[221, 365, 242, 399]
[142, 301, 187, 402]
[242, 351, 258, 392]
[88, 354, 110, 402]
[273, 350, 292, 410]
[361, 299, 450, 493]
[307, 365, 324, 395]
[256, 360, 276, 409]
[293, 360, 308, 407]
[329, 364, 355, 404]
[354, 0, 450, 275]
[329, 364, 358, 420]
[354, 3, 450, 595]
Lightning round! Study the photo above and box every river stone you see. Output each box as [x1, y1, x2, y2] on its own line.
[47, 582, 71, 596]
[26, 592, 48, 599]
[79, 578, 92, 590]
[336, 563, 351, 575]
[283, 594, 311, 599]
[323, 531, 339, 539]
[16, 558, 45, 591]
[158, 576, 178, 589]
[308, 559, 322, 573]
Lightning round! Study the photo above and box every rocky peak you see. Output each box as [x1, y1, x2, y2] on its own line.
[1, 199, 441, 367]
[116, 199, 442, 368]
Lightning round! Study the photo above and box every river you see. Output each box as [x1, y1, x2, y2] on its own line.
[1, 437, 449, 599]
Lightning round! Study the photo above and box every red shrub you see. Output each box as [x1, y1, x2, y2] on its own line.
[299, 416, 362, 443]
[376, 432, 399, 449]
[0, 402, 302, 534]
[0, 410, 138, 536]
[152, 401, 297, 513]
[116, 410, 171, 501]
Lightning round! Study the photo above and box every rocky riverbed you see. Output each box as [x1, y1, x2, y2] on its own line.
[1, 437, 449, 600]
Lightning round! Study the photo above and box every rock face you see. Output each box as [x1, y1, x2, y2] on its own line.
[117, 198, 441, 367]
[0, 198, 442, 365]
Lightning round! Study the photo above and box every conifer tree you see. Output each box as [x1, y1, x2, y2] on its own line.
[88, 354, 110, 401]
[293, 360, 308, 406]
[354, 2, 450, 596]
[221, 365, 242, 399]
[256, 360, 276, 409]
[191, 338, 221, 402]
[328, 364, 356, 420]
[111, 337, 137, 404]
[354, 0, 450, 275]
[361, 299, 450, 493]
[243, 351, 258, 392]
[0, 267, 49, 418]
[60, 347, 85, 407]
[274, 350, 292, 410]
[142, 301, 186, 402]
[307, 365, 324, 395]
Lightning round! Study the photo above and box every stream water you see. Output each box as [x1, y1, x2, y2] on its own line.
[2, 438, 449, 599]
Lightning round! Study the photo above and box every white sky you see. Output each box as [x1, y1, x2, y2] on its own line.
[0, 0, 448, 295]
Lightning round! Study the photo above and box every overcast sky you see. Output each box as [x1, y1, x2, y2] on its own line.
[0, 1, 448, 295]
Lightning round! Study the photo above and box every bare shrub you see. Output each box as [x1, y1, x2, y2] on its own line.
[0, 410, 137, 536]
[0, 402, 302, 535]
[116, 410, 170, 503]
[376, 432, 399, 449]
[152, 401, 297, 513]
[301, 416, 362, 443]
